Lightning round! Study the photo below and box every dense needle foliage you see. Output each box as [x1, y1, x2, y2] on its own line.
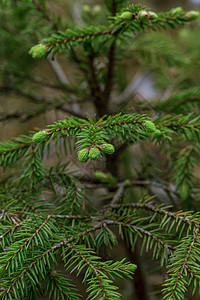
[0, 0, 200, 299]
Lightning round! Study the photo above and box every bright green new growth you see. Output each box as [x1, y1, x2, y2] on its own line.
[32, 130, 46, 143]
[137, 10, 149, 21]
[94, 171, 117, 186]
[94, 171, 108, 181]
[78, 149, 89, 163]
[171, 7, 183, 15]
[185, 11, 200, 20]
[29, 44, 46, 59]
[144, 121, 157, 132]
[154, 129, 161, 137]
[89, 147, 100, 160]
[148, 12, 158, 20]
[101, 143, 115, 155]
[119, 11, 133, 20]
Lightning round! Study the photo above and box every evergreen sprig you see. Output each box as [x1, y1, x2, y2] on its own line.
[29, 5, 199, 58]
[1, 1, 200, 299]
[163, 228, 200, 300]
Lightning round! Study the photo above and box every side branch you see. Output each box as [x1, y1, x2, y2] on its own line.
[2, 216, 51, 270]
[109, 203, 200, 229]
[103, 220, 174, 254]
[170, 228, 200, 300]
[0, 224, 103, 297]
[66, 243, 108, 299]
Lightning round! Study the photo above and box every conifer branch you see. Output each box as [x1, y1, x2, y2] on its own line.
[103, 220, 174, 254]
[65, 243, 108, 299]
[0, 218, 31, 242]
[32, 6, 198, 57]
[164, 227, 200, 300]
[109, 202, 200, 229]
[50, 214, 90, 220]
[13, 194, 39, 214]
[0, 224, 102, 297]
[1, 215, 52, 271]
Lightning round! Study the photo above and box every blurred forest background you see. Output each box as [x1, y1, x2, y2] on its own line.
[1, 1, 200, 299]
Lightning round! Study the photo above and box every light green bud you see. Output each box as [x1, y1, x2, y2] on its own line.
[101, 144, 115, 155]
[171, 7, 183, 15]
[148, 12, 158, 20]
[33, 131, 46, 143]
[29, 44, 46, 59]
[154, 129, 161, 137]
[78, 149, 89, 163]
[185, 11, 199, 21]
[94, 171, 108, 181]
[123, 179, 131, 187]
[144, 121, 157, 132]
[137, 10, 149, 21]
[89, 148, 100, 160]
[119, 12, 133, 21]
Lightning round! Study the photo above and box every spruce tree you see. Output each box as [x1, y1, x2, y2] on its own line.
[0, 1, 200, 299]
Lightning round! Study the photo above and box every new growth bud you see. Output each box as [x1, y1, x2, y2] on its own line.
[101, 144, 115, 155]
[148, 12, 158, 20]
[154, 129, 161, 137]
[185, 11, 200, 21]
[94, 171, 108, 181]
[171, 7, 183, 15]
[123, 179, 131, 187]
[78, 149, 89, 163]
[144, 121, 157, 132]
[29, 44, 46, 59]
[137, 10, 149, 21]
[119, 12, 133, 21]
[32, 131, 47, 143]
[89, 148, 100, 160]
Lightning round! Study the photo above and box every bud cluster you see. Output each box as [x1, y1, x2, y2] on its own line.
[78, 147, 100, 163]
[170, 7, 199, 21]
[78, 143, 115, 163]
[119, 10, 158, 22]
[137, 10, 158, 21]
[119, 8, 199, 24]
